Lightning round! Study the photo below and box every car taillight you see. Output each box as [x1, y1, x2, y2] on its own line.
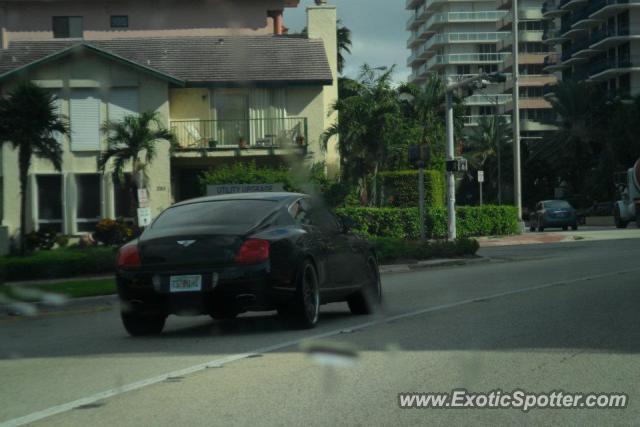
[235, 239, 270, 265]
[117, 245, 141, 268]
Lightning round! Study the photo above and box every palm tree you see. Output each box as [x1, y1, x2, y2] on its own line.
[534, 80, 602, 196]
[98, 111, 177, 221]
[0, 81, 69, 254]
[464, 115, 512, 204]
[398, 74, 464, 170]
[323, 64, 401, 205]
[336, 21, 352, 74]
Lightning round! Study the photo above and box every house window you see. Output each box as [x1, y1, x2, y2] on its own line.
[108, 88, 139, 123]
[76, 175, 101, 232]
[110, 15, 129, 28]
[70, 89, 101, 151]
[52, 16, 83, 38]
[37, 175, 63, 232]
[114, 174, 135, 219]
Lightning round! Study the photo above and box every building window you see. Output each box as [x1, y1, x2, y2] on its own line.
[70, 89, 101, 151]
[52, 16, 83, 38]
[110, 15, 129, 28]
[114, 174, 135, 219]
[76, 175, 101, 232]
[37, 175, 63, 232]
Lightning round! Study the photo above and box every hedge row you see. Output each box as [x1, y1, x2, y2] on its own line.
[336, 205, 519, 239]
[372, 237, 479, 264]
[377, 170, 445, 209]
[0, 247, 117, 282]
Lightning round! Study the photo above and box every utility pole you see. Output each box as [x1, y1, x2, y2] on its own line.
[418, 161, 425, 240]
[512, 0, 523, 220]
[445, 91, 456, 240]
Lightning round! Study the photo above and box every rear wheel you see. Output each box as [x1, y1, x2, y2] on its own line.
[284, 260, 319, 328]
[348, 256, 382, 315]
[562, 226, 568, 231]
[121, 311, 166, 336]
[529, 224, 536, 232]
[571, 224, 578, 231]
[538, 221, 544, 232]
[614, 206, 628, 229]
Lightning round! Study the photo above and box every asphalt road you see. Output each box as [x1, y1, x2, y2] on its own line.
[1, 237, 640, 426]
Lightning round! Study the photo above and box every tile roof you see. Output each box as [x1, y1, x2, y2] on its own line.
[0, 36, 333, 85]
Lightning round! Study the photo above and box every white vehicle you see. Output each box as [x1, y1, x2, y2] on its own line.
[614, 159, 640, 228]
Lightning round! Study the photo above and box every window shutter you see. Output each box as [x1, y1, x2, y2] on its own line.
[109, 88, 139, 123]
[70, 89, 101, 151]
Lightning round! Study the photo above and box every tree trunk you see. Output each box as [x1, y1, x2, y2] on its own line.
[18, 148, 31, 255]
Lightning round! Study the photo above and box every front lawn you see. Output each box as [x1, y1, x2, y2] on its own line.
[1, 278, 116, 301]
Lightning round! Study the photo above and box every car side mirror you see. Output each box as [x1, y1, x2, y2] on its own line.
[339, 215, 357, 233]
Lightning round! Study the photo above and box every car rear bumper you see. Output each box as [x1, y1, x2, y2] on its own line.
[542, 217, 577, 227]
[116, 263, 295, 315]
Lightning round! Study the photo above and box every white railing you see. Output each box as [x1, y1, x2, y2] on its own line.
[463, 115, 512, 126]
[428, 52, 510, 68]
[424, 31, 510, 51]
[425, 11, 509, 29]
[464, 94, 512, 105]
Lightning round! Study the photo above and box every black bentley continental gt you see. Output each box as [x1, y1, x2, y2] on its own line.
[116, 192, 382, 335]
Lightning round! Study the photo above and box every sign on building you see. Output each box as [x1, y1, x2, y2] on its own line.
[137, 189, 149, 207]
[137, 207, 152, 227]
[206, 183, 285, 196]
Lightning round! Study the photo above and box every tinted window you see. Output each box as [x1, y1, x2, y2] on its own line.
[153, 200, 277, 228]
[545, 200, 571, 209]
[110, 15, 128, 28]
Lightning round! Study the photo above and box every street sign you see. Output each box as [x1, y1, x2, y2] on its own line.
[206, 183, 285, 196]
[478, 170, 485, 183]
[137, 207, 152, 227]
[137, 189, 149, 207]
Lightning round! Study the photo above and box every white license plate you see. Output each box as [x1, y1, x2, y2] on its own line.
[169, 275, 202, 293]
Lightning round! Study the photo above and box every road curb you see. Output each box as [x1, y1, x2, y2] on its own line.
[0, 294, 118, 319]
[380, 256, 490, 274]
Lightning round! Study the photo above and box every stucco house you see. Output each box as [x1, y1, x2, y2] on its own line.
[0, 0, 339, 245]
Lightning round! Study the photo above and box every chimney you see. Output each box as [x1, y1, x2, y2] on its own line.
[268, 10, 284, 35]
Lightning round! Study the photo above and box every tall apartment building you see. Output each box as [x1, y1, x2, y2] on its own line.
[406, 0, 512, 127]
[498, 0, 557, 143]
[0, 0, 339, 242]
[542, 0, 640, 96]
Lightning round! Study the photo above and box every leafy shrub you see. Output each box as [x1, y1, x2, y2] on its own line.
[377, 170, 445, 209]
[371, 237, 479, 264]
[200, 161, 297, 192]
[93, 219, 136, 246]
[25, 227, 58, 251]
[55, 235, 70, 248]
[336, 205, 519, 239]
[0, 247, 117, 282]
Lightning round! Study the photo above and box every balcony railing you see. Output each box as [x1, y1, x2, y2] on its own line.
[428, 53, 510, 68]
[590, 26, 630, 45]
[463, 115, 512, 126]
[171, 117, 308, 150]
[588, 56, 637, 76]
[464, 94, 512, 105]
[425, 11, 508, 28]
[424, 32, 510, 51]
[543, 53, 561, 67]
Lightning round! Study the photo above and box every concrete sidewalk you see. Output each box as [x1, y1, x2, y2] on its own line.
[478, 226, 640, 247]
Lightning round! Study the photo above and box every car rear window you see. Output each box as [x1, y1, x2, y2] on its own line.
[152, 200, 277, 228]
[545, 200, 571, 209]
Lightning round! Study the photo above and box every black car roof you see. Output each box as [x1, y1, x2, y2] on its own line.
[172, 192, 307, 207]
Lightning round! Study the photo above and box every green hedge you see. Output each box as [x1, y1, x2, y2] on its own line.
[372, 237, 479, 263]
[0, 247, 117, 282]
[336, 205, 519, 239]
[377, 170, 445, 209]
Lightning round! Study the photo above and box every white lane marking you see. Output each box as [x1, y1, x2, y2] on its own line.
[3, 267, 639, 427]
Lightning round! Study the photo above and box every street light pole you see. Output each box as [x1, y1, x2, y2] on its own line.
[445, 91, 456, 240]
[512, 0, 523, 220]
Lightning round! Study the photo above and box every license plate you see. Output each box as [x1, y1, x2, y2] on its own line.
[169, 275, 202, 293]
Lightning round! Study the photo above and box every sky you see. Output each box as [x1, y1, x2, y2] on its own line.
[284, 0, 411, 82]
